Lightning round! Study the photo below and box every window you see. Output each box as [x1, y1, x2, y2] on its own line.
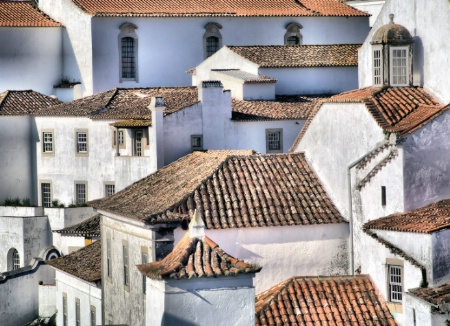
[90, 305, 96, 326]
[389, 265, 403, 302]
[113, 129, 125, 147]
[191, 135, 203, 151]
[204, 22, 222, 58]
[123, 244, 129, 286]
[42, 131, 54, 153]
[284, 22, 303, 45]
[142, 252, 148, 294]
[76, 131, 88, 153]
[107, 238, 112, 278]
[390, 47, 408, 86]
[266, 129, 283, 153]
[119, 23, 138, 82]
[12, 249, 19, 270]
[381, 186, 387, 206]
[75, 298, 81, 326]
[134, 130, 143, 156]
[75, 183, 86, 204]
[41, 182, 51, 208]
[373, 49, 382, 85]
[63, 293, 68, 326]
[105, 184, 115, 197]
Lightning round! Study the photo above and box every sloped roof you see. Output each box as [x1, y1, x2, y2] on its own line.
[255, 275, 397, 326]
[91, 151, 345, 229]
[46, 241, 101, 283]
[0, 1, 61, 27]
[364, 199, 450, 234]
[0, 90, 61, 115]
[36, 87, 199, 120]
[290, 86, 446, 151]
[212, 70, 277, 84]
[409, 283, 450, 306]
[227, 44, 360, 68]
[138, 231, 260, 280]
[232, 95, 330, 121]
[70, 0, 368, 17]
[55, 214, 100, 237]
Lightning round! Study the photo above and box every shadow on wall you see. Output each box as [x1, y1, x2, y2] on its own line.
[162, 312, 199, 326]
[413, 34, 424, 86]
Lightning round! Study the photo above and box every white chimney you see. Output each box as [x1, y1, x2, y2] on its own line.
[148, 97, 165, 171]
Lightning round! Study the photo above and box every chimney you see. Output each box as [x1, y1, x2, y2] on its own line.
[148, 97, 165, 171]
[188, 209, 205, 240]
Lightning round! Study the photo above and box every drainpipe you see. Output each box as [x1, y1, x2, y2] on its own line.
[347, 140, 388, 275]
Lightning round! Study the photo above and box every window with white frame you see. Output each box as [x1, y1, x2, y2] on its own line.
[389, 265, 403, 302]
[266, 129, 283, 153]
[75, 183, 86, 204]
[142, 251, 148, 294]
[191, 135, 203, 151]
[204, 22, 222, 58]
[41, 182, 51, 208]
[134, 130, 143, 156]
[107, 238, 112, 278]
[119, 23, 138, 82]
[42, 131, 54, 153]
[123, 244, 129, 286]
[75, 298, 81, 326]
[76, 131, 88, 153]
[284, 22, 303, 45]
[390, 47, 408, 86]
[113, 129, 125, 147]
[105, 184, 115, 197]
[12, 249, 19, 270]
[63, 293, 68, 326]
[373, 49, 382, 85]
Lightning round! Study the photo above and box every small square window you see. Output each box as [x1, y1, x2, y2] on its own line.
[76, 131, 88, 153]
[42, 131, 54, 153]
[191, 135, 203, 151]
[105, 184, 115, 197]
[266, 129, 283, 153]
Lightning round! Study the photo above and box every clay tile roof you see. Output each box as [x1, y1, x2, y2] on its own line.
[255, 275, 397, 326]
[46, 241, 101, 283]
[110, 119, 151, 127]
[36, 87, 199, 120]
[70, 0, 368, 17]
[212, 70, 277, 84]
[138, 232, 260, 280]
[409, 283, 450, 306]
[0, 1, 61, 27]
[0, 90, 61, 115]
[364, 199, 450, 234]
[290, 86, 446, 151]
[227, 44, 360, 68]
[55, 214, 100, 237]
[91, 151, 345, 228]
[232, 95, 331, 121]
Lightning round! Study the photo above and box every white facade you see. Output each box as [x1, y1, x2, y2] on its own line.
[404, 293, 449, 326]
[345, 0, 386, 26]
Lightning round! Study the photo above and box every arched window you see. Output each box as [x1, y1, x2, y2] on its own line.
[284, 23, 303, 45]
[204, 23, 222, 58]
[7, 248, 20, 271]
[118, 23, 139, 82]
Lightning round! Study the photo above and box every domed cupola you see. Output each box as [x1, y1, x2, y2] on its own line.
[370, 14, 414, 86]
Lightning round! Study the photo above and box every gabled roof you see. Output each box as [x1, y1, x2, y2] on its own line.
[91, 150, 345, 229]
[232, 95, 330, 121]
[138, 231, 260, 280]
[227, 44, 360, 68]
[55, 214, 100, 237]
[70, 0, 368, 17]
[36, 87, 199, 120]
[409, 283, 450, 306]
[46, 241, 101, 283]
[212, 70, 277, 84]
[290, 86, 446, 151]
[255, 275, 397, 326]
[0, 1, 61, 27]
[364, 199, 450, 234]
[0, 90, 61, 115]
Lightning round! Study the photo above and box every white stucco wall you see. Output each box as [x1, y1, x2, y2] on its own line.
[0, 27, 62, 95]
[90, 16, 368, 93]
[54, 270, 101, 326]
[46, 207, 95, 231]
[0, 261, 55, 326]
[358, 0, 450, 103]
[39, 284, 56, 318]
[402, 112, 450, 212]
[404, 293, 433, 326]
[101, 213, 154, 326]
[296, 102, 386, 217]
[174, 223, 349, 293]
[147, 276, 256, 325]
[431, 229, 450, 286]
[345, 0, 385, 26]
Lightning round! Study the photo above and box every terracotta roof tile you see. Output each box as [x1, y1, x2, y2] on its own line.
[228, 44, 360, 68]
[91, 151, 345, 228]
[409, 283, 450, 306]
[138, 232, 260, 280]
[0, 1, 61, 27]
[55, 214, 100, 237]
[0, 90, 61, 115]
[110, 119, 151, 127]
[232, 95, 330, 121]
[290, 86, 446, 151]
[364, 199, 450, 234]
[255, 275, 397, 326]
[46, 241, 101, 282]
[70, 0, 368, 17]
[36, 87, 199, 120]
